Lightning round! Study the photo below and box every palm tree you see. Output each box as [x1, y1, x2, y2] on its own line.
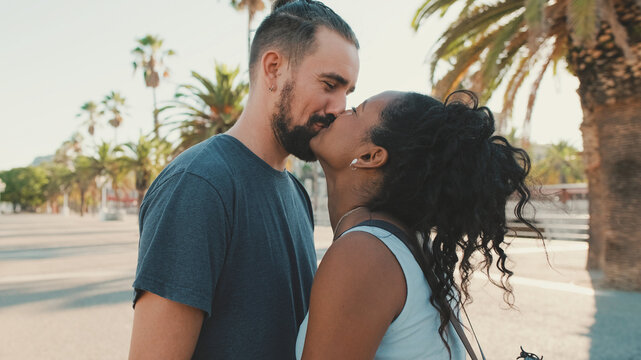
[93, 142, 126, 208]
[54, 132, 84, 166]
[230, 0, 271, 56]
[132, 34, 175, 138]
[101, 91, 126, 144]
[533, 141, 585, 184]
[123, 135, 172, 208]
[162, 63, 249, 154]
[412, 0, 641, 289]
[77, 101, 100, 137]
[72, 155, 99, 216]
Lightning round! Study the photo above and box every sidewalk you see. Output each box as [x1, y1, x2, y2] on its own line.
[1, 214, 639, 359]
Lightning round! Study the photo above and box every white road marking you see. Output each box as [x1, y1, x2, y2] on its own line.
[488, 273, 601, 296]
[506, 243, 587, 254]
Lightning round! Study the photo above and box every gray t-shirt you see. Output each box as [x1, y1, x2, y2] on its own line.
[133, 134, 317, 359]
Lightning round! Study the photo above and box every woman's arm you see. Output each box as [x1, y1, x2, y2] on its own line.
[301, 231, 407, 360]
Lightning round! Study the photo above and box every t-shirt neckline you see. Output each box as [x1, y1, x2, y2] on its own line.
[219, 134, 291, 179]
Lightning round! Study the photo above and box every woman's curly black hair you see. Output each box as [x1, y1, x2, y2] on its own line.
[366, 90, 542, 353]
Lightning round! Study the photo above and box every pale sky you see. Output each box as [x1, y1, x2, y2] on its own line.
[0, 0, 584, 171]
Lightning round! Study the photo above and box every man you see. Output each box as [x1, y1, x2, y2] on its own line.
[128, 1, 360, 359]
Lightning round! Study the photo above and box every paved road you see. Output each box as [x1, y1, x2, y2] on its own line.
[1, 214, 639, 359]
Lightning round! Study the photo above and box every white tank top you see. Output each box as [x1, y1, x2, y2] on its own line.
[295, 225, 466, 360]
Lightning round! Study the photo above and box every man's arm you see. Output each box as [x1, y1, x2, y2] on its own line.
[129, 291, 204, 360]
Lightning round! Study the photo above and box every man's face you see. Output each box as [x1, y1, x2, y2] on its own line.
[271, 27, 359, 161]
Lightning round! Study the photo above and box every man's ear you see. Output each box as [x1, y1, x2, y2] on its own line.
[353, 146, 388, 170]
[261, 50, 285, 91]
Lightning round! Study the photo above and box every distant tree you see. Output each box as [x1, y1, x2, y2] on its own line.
[532, 141, 585, 184]
[54, 132, 84, 166]
[77, 101, 100, 137]
[132, 34, 175, 138]
[93, 142, 127, 207]
[41, 162, 74, 213]
[72, 156, 99, 216]
[163, 63, 249, 154]
[101, 91, 127, 144]
[230, 0, 271, 55]
[0, 167, 49, 212]
[123, 135, 172, 208]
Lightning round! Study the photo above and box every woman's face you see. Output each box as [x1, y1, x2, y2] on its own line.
[310, 91, 403, 171]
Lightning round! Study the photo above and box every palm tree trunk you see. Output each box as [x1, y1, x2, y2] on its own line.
[585, 100, 641, 290]
[567, 8, 641, 288]
[152, 87, 159, 139]
[581, 113, 606, 270]
[80, 190, 85, 217]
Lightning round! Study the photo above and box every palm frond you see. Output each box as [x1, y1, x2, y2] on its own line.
[480, 14, 525, 86]
[549, 32, 569, 75]
[429, 0, 525, 81]
[525, 0, 548, 50]
[567, 0, 598, 45]
[191, 71, 218, 95]
[432, 17, 525, 98]
[441, 0, 523, 42]
[481, 30, 529, 101]
[502, 55, 532, 118]
[523, 55, 553, 141]
[412, 0, 461, 30]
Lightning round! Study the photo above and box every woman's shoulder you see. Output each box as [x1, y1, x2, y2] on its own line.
[314, 229, 406, 313]
[325, 229, 401, 272]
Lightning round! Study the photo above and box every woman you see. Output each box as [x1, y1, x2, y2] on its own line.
[296, 90, 540, 359]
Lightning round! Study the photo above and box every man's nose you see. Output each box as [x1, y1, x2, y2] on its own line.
[325, 93, 347, 118]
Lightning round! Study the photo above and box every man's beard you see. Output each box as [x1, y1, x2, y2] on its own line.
[271, 81, 335, 162]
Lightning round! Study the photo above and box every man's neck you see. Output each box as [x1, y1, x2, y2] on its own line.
[226, 100, 289, 171]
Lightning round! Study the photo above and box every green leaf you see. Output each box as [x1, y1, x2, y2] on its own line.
[567, 0, 598, 45]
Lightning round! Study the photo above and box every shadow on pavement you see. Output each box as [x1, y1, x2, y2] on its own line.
[0, 241, 137, 261]
[0, 277, 133, 310]
[0, 229, 136, 239]
[588, 270, 641, 359]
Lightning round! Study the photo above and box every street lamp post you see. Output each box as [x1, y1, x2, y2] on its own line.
[62, 190, 70, 216]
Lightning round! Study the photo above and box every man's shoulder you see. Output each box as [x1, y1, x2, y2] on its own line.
[172, 135, 237, 175]
[162, 136, 240, 183]
[143, 136, 241, 204]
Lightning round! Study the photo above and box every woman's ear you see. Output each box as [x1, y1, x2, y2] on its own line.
[353, 146, 388, 170]
[261, 50, 284, 92]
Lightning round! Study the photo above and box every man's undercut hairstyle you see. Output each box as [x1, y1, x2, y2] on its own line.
[249, 0, 359, 81]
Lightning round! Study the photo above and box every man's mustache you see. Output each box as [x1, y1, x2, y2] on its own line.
[308, 113, 336, 128]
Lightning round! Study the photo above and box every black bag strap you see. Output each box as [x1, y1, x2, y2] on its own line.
[349, 219, 486, 360]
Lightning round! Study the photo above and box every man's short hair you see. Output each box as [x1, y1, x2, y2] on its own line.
[249, 0, 359, 81]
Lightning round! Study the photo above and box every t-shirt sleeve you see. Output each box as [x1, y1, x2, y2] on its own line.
[132, 171, 229, 317]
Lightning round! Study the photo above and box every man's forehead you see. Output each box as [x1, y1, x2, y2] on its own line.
[305, 28, 359, 84]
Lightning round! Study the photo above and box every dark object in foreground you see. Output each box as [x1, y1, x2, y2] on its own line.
[517, 346, 543, 359]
